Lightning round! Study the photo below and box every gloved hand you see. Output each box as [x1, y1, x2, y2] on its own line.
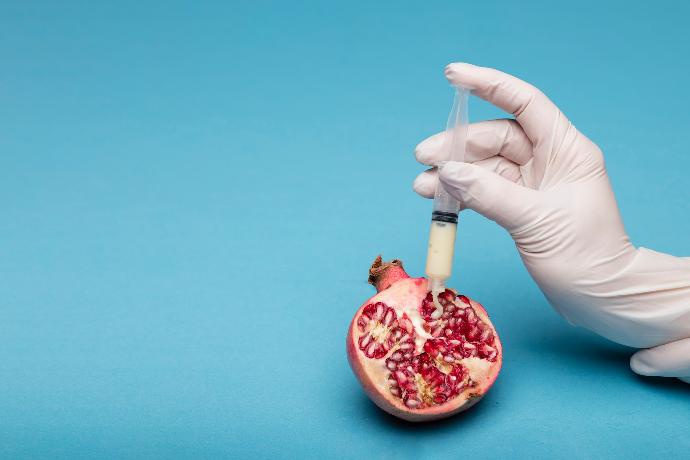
[413, 63, 690, 384]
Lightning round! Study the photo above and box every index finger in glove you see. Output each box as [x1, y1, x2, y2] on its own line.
[444, 63, 569, 150]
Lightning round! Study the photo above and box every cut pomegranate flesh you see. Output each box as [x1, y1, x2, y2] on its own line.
[357, 291, 497, 410]
[347, 257, 502, 422]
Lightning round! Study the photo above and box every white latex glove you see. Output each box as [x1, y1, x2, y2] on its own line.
[413, 63, 690, 384]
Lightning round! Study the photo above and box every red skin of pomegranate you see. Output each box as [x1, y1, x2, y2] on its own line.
[347, 257, 502, 422]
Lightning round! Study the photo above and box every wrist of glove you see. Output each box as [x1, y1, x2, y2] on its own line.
[547, 245, 690, 382]
[544, 247, 690, 349]
[413, 63, 690, 383]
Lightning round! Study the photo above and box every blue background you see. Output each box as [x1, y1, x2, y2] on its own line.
[1, 1, 689, 458]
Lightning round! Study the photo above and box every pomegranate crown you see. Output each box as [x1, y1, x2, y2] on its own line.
[368, 255, 410, 292]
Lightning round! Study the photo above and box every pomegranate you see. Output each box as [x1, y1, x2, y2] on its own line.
[347, 256, 502, 422]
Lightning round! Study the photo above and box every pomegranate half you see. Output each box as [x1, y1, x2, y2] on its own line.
[347, 256, 502, 422]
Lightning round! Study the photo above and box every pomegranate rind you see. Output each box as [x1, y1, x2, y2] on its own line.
[347, 277, 502, 422]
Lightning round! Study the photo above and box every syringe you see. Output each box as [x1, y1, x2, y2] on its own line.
[425, 86, 469, 317]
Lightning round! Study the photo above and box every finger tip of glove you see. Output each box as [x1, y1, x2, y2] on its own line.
[445, 62, 478, 86]
[412, 173, 436, 199]
[414, 146, 433, 165]
[629, 351, 656, 376]
[414, 132, 446, 165]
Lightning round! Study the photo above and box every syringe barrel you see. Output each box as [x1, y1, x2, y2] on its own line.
[424, 86, 469, 287]
[430, 86, 469, 220]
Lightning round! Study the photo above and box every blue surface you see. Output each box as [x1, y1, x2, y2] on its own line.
[1, 1, 689, 458]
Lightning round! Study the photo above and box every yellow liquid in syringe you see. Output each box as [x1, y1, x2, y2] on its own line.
[425, 220, 457, 282]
